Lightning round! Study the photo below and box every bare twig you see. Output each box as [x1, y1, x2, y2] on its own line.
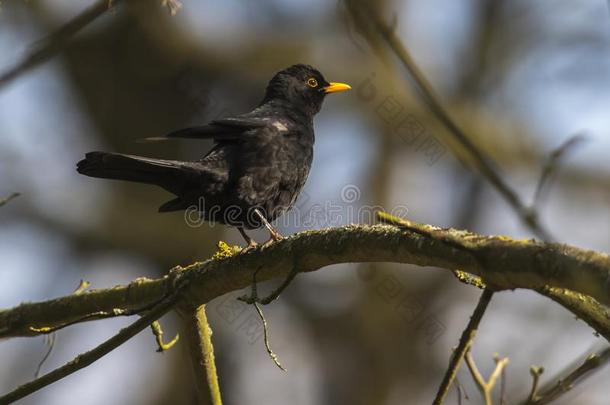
[34, 333, 56, 378]
[150, 320, 179, 352]
[238, 267, 286, 370]
[0, 192, 20, 207]
[161, 0, 182, 15]
[527, 366, 545, 403]
[465, 351, 510, 405]
[345, 0, 552, 241]
[186, 305, 223, 405]
[499, 358, 507, 405]
[26, 298, 167, 336]
[523, 346, 610, 405]
[532, 135, 587, 209]
[433, 289, 495, 404]
[0, 0, 123, 90]
[33, 280, 90, 377]
[253, 302, 286, 371]
[0, 290, 180, 404]
[73, 279, 91, 295]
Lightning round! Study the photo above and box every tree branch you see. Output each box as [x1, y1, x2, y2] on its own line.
[184, 305, 223, 405]
[1, 222, 609, 341]
[0, 288, 181, 404]
[523, 346, 610, 405]
[0, 192, 20, 207]
[0, 0, 126, 90]
[433, 289, 495, 404]
[465, 351, 510, 405]
[344, 0, 552, 241]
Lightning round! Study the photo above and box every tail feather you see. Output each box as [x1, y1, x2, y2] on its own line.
[76, 152, 188, 194]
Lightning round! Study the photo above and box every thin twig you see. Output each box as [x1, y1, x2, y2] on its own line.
[0, 0, 121, 90]
[346, 0, 552, 241]
[73, 279, 91, 295]
[34, 333, 56, 378]
[161, 0, 182, 15]
[0, 291, 179, 404]
[524, 346, 610, 405]
[465, 350, 510, 405]
[0, 192, 20, 207]
[455, 377, 469, 405]
[253, 302, 286, 371]
[465, 351, 487, 391]
[34, 279, 91, 376]
[433, 289, 495, 404]
[186, 305, 223, 405]
[27, 300, 164, 336]
[238, 267, 286, 370]
[532, 134, 587, 209]
[499, 358, 507, 405]
[150, 320, 179, 352]
[527, 366, 545, 403]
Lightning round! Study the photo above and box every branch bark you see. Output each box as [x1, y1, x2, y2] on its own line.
[184, 305, 223, 405]
[1, 222, 609, 340]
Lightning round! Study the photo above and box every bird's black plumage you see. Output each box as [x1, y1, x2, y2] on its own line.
[77, 64, 350, 243]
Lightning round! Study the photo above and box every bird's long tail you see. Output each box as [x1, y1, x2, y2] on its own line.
[76, 152, 186, 194]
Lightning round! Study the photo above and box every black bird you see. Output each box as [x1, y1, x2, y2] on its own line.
[77, 64, 350, 247]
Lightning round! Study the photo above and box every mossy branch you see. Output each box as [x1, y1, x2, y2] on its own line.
[1, 221, 609, 341]
[184, 305, 223, 405]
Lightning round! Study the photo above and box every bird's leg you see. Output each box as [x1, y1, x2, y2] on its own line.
[239, 210, 294, 305]
[238, 227, 258, 251]
[254, 208, 283, 246]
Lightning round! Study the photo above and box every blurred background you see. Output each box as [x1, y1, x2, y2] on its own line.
[1, 0, 610, 404]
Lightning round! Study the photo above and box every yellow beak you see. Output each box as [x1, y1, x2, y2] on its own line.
[323, 82, 352, 94]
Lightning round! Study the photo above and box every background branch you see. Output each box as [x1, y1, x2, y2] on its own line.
[523, 346, 610, 405]
[0, 0, 127, 90]
[345, 0, 552, 240]
[0, 290, 180, 404]
[184, 305, 223, 405]
[433, 289, 494, 404]
[0, 192, 20, 207]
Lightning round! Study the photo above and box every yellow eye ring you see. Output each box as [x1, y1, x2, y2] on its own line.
[306, 78, 318, 88]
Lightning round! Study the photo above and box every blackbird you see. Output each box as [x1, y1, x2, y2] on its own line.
[77, 64, 350, 247]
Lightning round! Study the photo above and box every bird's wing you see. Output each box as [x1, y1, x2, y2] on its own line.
[141, 116, 268, 143]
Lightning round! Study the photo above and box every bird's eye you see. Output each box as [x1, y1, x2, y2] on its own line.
[306, 78, 318, 88]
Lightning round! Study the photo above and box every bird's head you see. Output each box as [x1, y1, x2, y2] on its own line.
[262, 64, 351, 115]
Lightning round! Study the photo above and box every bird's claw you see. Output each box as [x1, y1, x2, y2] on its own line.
[240, 240, 259, 254]
[261, 233, 283, 249]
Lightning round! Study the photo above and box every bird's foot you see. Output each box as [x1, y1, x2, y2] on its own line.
[261, 230, 284, 249]
[240, 239, 259, 254]
[238, 227, 260, 253]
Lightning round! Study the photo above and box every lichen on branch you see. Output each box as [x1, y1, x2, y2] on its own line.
[1, 220, 609, 341]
